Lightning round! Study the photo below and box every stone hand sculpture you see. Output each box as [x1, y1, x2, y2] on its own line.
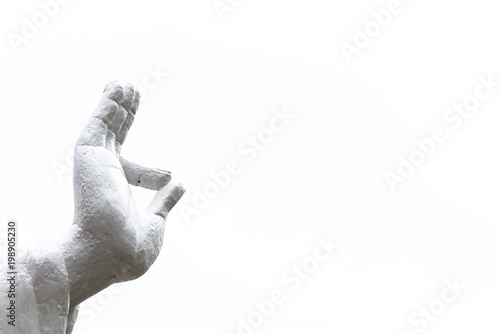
[0, 81, 185, 333]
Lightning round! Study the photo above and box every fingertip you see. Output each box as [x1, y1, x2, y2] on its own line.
[131, 89, 141, 115]
[171, 183, 186, 201]
[121, 83, 136, 110]
[103, 81, 124, 103]
[161, 182, 186, 214]
[155, 169, 172, 189]
[176, 183, 186, 195]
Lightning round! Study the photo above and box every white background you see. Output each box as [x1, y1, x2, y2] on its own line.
[1, 0, 500, 333]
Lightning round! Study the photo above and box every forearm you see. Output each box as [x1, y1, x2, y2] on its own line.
[0, 239, 72, 333]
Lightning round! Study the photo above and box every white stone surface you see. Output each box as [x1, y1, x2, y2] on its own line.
[0, 82, 184, 333]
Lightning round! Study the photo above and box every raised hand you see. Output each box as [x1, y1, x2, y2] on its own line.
[61, 81, 185, 308]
